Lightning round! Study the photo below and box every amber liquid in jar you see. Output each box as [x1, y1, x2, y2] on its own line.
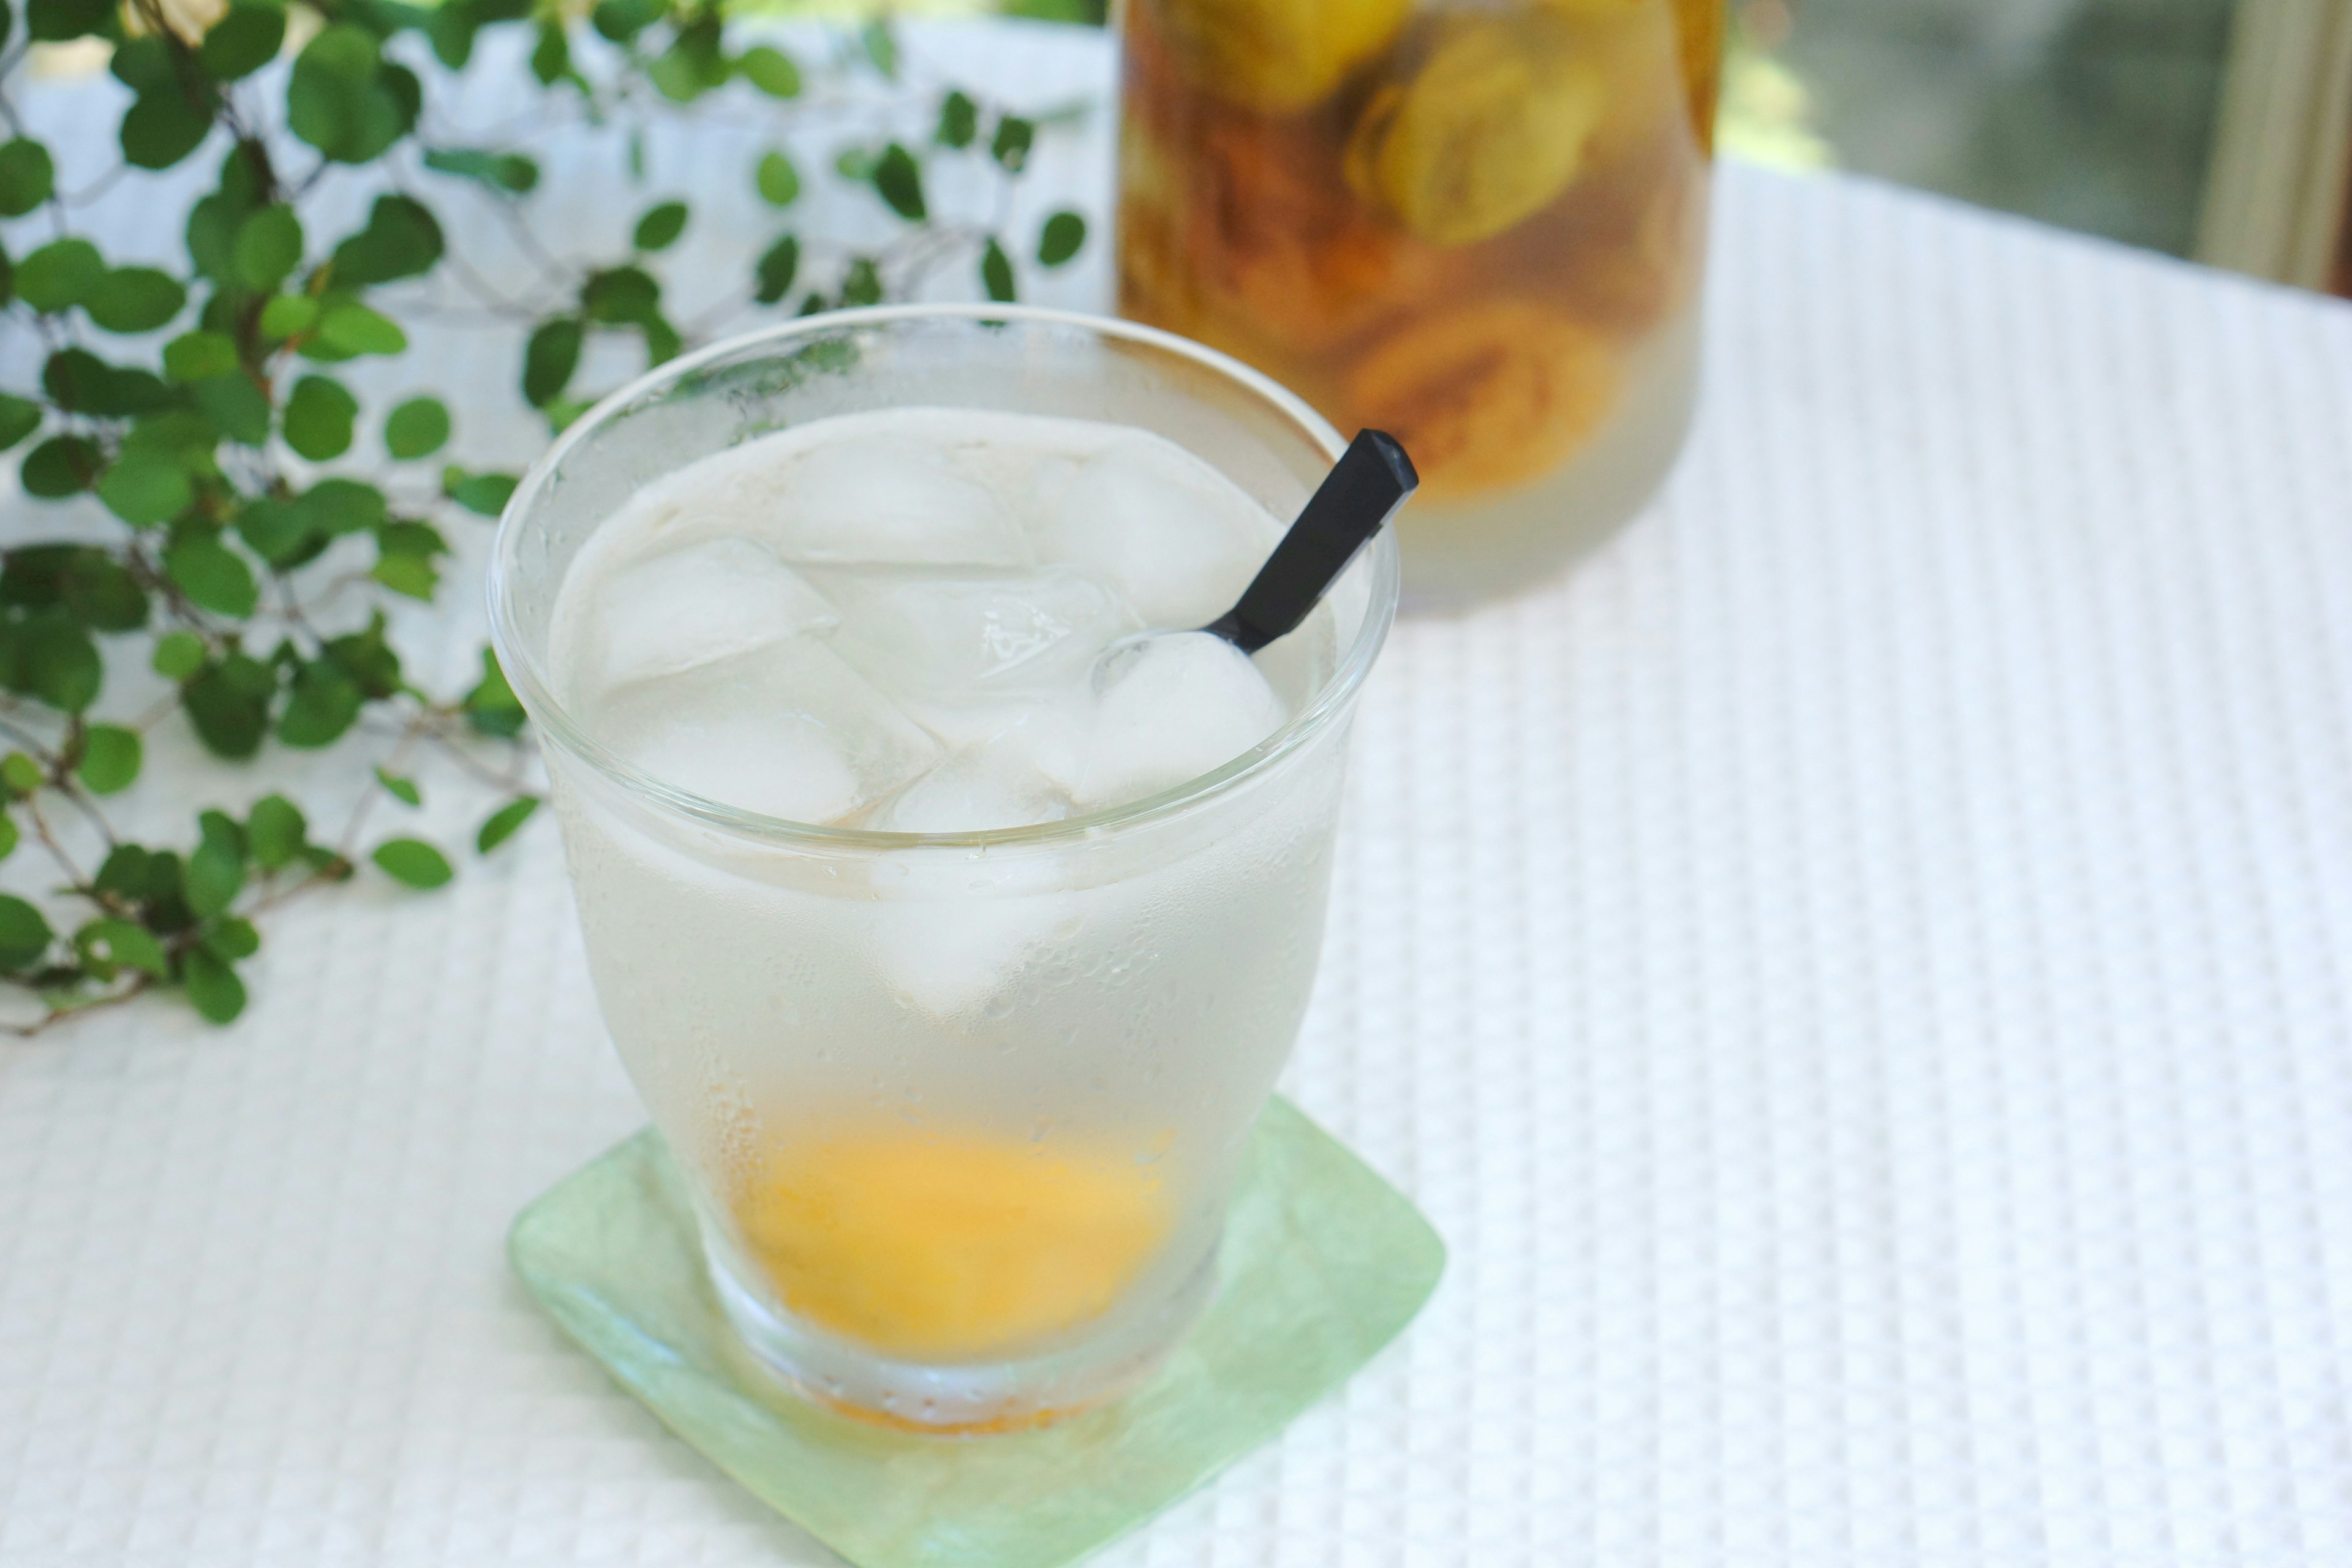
[1117, 0, 1721, 607]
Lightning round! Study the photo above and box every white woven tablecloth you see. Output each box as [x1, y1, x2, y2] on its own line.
[7, 23, 2352, 1567]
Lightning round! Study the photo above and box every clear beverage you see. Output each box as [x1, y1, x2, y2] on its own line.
[488, 307, 1397, 1431]
[1117, 0, 1719, 607]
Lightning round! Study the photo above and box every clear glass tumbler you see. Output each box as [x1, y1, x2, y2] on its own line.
[488, 306, 1398, 1431]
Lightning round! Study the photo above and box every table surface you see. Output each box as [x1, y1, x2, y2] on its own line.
[7, 23, 2352, 1568]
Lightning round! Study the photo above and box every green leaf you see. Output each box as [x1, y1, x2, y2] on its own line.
[1037, 209, 1087, 267]
[96, 451, 193, 526]
[373, 764, 421, 806]
[859, 18, 897, 77]
[22, 435, 99, 497]
[329, 195, 443, 285]
[153, 630, 206, 680]
[21, 620, 102, 711]
[76, 725, 141, 794]
[522, 318, 582, 407]
[529, 17, 570, 85]
[756, 150, 801, 208]
[0, 814, 15, 861]
[111, 34, 173, 91]
[182, 947, 246, 1023]
[166, 534, 259, 619]
[316, 301, 406, 356]
[81, 268, 188, 336]
[445, 469, 518, 517]
[235, 514, 316, 575]
[192, 374, 271, 447]
[980, 237, 1015, 303]
[736, 44, 800, 98]
[186, 809, 247, 921]
[0, 752, 41, 795]
[936, 91, 978, 149]
[633, 200, 688, 252]
[369, 553, 437, 600]
[275, 660, 361, 747]
[2, 546, 144, 628]
[372, 837, 452, 889]
[426, 2, 477, 67]
[477, 794, 538, 854]
[292, 25, 379, 95]
[462, 645, 526, 736]
[43, 349, 168, 418]
[234, 205, 304, 292]
[200, 914, 259, 960]
[200, 2, 286, 78]
[872, 143, 925, 221]
[94, 843, 157, 900]
[0, 895, 53, 970]
[184, 654, 274, 757]
[27, 0, 108, 37]
[590, 0, 663, 42]
[323, 610, 401, 697]
[990, 115, 1035, 172]
[164, 330, 239, 383]
[16, 237, 102, 312]
[583, 266, 658, 325]
[753, 234, 799, 305]
[288, 31, 417, 165]
[122, 90, 216, 171]
[377, 519, 447, 558]
[383, 396, 450, 459]
[835, 147, 878, 182]
[246, 794, 306, 870]
[77, 918, 168, 979]
[0, 395, 42, 450]
[284, 375, 357, 460]
[423, 147, 539, 194]
[61, 550, 146, 630]
[295, 477, 388, 536]
[840, 256, 883, 307]
[258, 293, 319, 339]
[0, 137, 55, 216]
[641, 315, 681, 368]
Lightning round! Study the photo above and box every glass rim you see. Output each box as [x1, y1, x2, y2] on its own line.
[485, 303, 1401, 852]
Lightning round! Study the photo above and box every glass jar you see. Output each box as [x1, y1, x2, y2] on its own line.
[1116, 0, 1721, 608]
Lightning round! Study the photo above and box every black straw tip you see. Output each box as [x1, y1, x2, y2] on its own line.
[1201, 428, 1420, 655]
[1359, 429, 1420, 496]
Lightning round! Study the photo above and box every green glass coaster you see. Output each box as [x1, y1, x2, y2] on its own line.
[510, 1096, 1444, 1568]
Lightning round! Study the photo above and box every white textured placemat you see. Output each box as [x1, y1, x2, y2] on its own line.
[7, 27, 2352, 1567]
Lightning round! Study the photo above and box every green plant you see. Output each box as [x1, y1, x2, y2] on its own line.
[0, 0, 1090, 1032]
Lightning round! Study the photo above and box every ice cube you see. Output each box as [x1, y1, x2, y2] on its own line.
[873, 729, 1076, 834]
[1031, 435, 1278, 629]
[818, 567, 1139, 721]
[868, 890, 1082, 1019]
[1070, 631, 1288, 810]
[766, 434, 1031, 567]
[587, 537, 837, 697]
[589, 638, 940, 823]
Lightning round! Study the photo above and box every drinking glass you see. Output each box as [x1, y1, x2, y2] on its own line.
[488, 305, 1398, 1431]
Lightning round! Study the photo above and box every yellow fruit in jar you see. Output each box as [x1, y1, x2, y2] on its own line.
[1180, 119, 1453, 353]
[1144, 0, 1413, 113]
[730, 1125, 1174, 1360]
[1345, 300, 1618, 502]
[1672, 0, 1725, 152]
[1344, 12, 1607, 247]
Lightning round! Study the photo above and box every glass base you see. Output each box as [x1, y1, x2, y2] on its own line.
[703, 1227, 1221, 1433]
[1396, 306, 1705, 614]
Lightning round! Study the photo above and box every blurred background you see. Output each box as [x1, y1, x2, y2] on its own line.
[767, 0, 2352, 297]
